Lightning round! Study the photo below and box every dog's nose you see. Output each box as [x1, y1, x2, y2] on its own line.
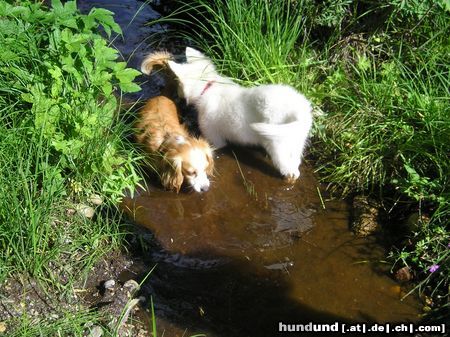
[200, 185, 209, 192]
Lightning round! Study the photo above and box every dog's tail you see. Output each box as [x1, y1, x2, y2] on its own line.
[141, 51, 173, 75]
[250, 121, 311, 143]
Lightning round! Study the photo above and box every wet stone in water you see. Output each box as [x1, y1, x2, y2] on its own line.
[395, 266, 413, 282]
[351, 195, 380, 236]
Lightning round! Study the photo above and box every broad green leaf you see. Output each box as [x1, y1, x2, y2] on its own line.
[115, 68, 141, 83]
[118, 82, 141, 93]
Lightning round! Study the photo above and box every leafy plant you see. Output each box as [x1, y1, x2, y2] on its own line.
[0, 0, 142, 202]
[0, 0, 144, 291]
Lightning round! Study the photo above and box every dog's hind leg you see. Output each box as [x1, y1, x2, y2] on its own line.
[264, 140, 301, 182]
[251, 121, 310, 182]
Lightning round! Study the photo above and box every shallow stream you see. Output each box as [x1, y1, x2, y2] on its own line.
[78, 1, 422, 336]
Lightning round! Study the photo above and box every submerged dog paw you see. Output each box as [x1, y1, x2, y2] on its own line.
[284, 173, 299, 184]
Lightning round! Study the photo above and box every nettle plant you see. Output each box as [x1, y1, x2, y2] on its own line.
[0, 0, 142, 202]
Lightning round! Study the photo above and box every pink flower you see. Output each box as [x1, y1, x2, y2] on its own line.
[429, 264, 440, 273]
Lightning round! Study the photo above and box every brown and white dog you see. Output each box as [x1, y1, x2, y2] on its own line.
[136, 52, 214, 193]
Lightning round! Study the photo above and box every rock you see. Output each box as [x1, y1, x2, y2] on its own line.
[123, 279, 140, 296]
[104, 279, 116, 290]
[76, 204, 95, 219]
[66, 208, 76, 216]
[395, 266, 413, 282]
[87, 325, 103, 337]
[0, 322, 6, 333]
[351, 195, 380, 236]
[88, 194, 104, 206]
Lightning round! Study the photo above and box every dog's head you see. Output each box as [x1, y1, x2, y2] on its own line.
[167, 47, 216, 104]
[160, 135, 214, 193]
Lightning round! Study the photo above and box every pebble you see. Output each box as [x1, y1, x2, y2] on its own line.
[88, 325, 103, 337]
[395, 266, 413, 282]
[123, 279, 140, 294]
[88, 194, 104, 206]
[351, 195, 380, 236]
[104, 279, 116, 290]
[76, 204, 95, 219]
[66, 208, 76, 216]
[0, 322, 6, 333]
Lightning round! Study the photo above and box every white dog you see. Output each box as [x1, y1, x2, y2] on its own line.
[166, 47, 313, 182]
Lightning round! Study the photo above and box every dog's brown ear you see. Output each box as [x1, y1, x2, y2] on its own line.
[160, 155, 183, 193]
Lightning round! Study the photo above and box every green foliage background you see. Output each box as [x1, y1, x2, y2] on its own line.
[0, 0, 142, 285]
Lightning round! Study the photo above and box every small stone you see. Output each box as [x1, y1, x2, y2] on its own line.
[104, 279, 116, 290]
[404, 212, 430, 234]
[88, 194, 103, 206]
[351, 195, 380, 236]
[395, 266, 413, 282]
[123, 279, 140, 296]
[66, 208, 76, 216]
[137, 329, 147, 337]
[0, 322, 7, 333]
[88, 325, 103, 337]
[76, 204, 95, 219]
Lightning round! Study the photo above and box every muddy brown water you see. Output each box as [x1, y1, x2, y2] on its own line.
[123, 148, 421, 336]
[77, 1, 422, 336]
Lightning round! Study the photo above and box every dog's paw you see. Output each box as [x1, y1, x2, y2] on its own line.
[284, 172, 299, 184]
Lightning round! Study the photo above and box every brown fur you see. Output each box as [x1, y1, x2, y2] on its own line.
[141, 51, 179, 96]
[135, 95, 214, 192]
[141, 51, 173, 75]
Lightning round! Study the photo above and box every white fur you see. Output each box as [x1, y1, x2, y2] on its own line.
[168, 47, 313, 181]
[187, 148, 210, 192]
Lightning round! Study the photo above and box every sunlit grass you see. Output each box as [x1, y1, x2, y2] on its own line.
[0, 1, 144, 334]
[147, 0, 321, 94]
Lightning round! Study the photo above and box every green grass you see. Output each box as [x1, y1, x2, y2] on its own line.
[10, 311, 100, 337]
[312, 4, 449, 311]
[147, 0, 450, 317]
[0, 0, 139, 277]
[150, 0, 321, 92]
[0, 1, 144, 335]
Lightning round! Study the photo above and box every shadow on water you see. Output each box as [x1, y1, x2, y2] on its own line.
[76, 1, 422, 336]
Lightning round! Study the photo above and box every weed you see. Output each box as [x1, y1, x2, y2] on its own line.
[0, 1, 144, 334]
[232, 151, 258, 200]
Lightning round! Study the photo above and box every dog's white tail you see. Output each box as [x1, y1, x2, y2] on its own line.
[141, 51, 173, 75]
[250, 121, 310, 142]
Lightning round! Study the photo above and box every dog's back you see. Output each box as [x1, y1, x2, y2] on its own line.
[136, 96, 188, 153]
